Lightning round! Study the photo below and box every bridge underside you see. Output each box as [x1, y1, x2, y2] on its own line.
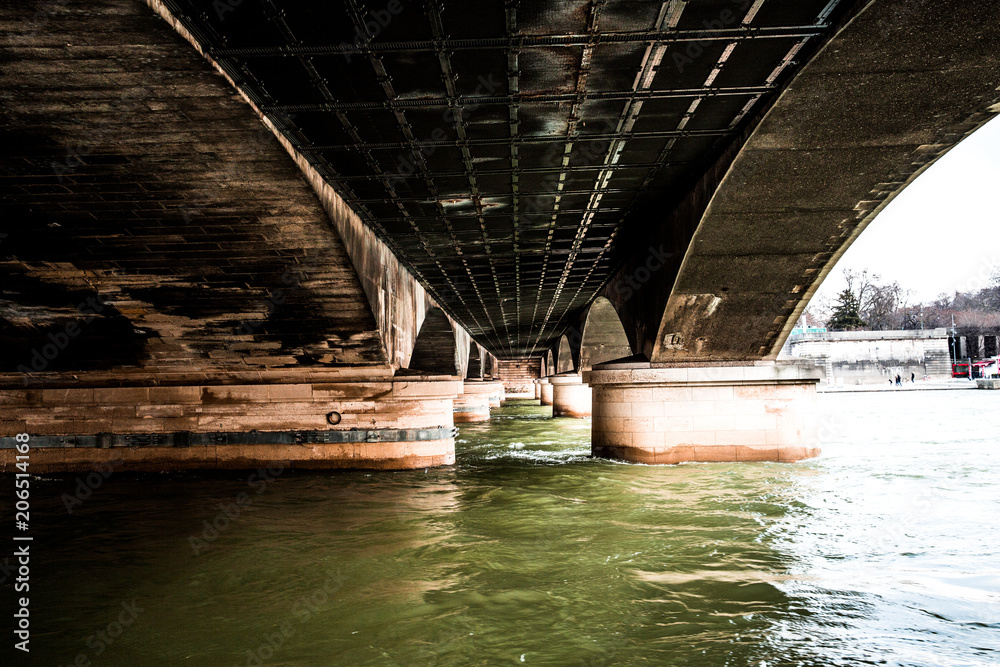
[2, 0, 999, 469]
[136, 0, 856, 357]
[0, 0, 480, 470]
[1, 0, 389, 381]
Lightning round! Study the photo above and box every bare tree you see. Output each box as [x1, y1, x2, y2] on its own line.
[977, 267, 1000, 310]
[838, 269, 908, 330]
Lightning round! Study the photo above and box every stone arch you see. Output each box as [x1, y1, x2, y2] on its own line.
[580, 297, 634, 370]
[556, 335, 574, 374]
[545, 349, 555, 377]
[648, 1, 1000, 363]
[466, 341, 483, 379]
[408, 308, 459, 375]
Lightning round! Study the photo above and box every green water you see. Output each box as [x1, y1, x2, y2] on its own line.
[4, 393, 1000, 665]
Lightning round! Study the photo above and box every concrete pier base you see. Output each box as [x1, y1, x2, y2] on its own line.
[540, 378, 554, 406]
[583, 362, 821, 464]
[454, 380, 493, 422]
[0, 376, 462, 472]
[550, 374, 592, 418]
[485, 380, 506, 408]
[534, 379, 542, 400]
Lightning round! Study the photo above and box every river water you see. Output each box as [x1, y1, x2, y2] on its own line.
[5, 391, 1000, 666]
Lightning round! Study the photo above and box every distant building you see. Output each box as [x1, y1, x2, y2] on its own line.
[781, 328, 951, 385]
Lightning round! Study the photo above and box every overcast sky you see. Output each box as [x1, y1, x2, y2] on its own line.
[809, 114, 1000, 309]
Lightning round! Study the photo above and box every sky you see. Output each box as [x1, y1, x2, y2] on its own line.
[809, 114, 1000, 310]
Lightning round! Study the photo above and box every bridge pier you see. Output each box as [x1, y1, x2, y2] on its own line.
[454, 380, 493, 422]
[533, 379, 542, 400]
[583, 362, 821, 464]
[485, 380, 506, 408]
[539, 378, 554, 406]
[550, 374, 592, 419]
[0, 376, 462, 472]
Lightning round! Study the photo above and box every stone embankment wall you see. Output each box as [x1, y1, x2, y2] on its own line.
[496, 359, 541, 396]
[783, 329, 951, 385]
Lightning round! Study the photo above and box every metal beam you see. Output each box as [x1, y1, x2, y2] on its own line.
[209, 25, 827, 58]
[262, 86, 775, 113]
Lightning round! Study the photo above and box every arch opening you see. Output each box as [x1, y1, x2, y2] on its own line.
[580, 297, 634, 371]
[647, 0, 1000, 364]
[466, 341, 483, 379]
[556, 335, 574, 374]
[407, 308, 458, 376]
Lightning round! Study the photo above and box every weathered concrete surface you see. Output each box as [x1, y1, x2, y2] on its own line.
[651, 0, 1000, 362]
[550, 373, 592, 419]
[466, 341, 484, 379]
[540, 378, 554, 406]
[0, 378, 462, 472]
[0, 0, 388, 377]
[5, 0, 997, 473]
[584, 362, 821, 464]
[454, 380, 493, 423]
[0, 0, 488, 471]
[0, 0, 477, 386]
[484, 380, 506, 408]
[586, 0, 1000, 364]
[141, 0, 475, 375]
[407, 308, 461, 376]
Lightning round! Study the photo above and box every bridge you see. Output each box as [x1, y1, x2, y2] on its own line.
[2, 0, 997, 470]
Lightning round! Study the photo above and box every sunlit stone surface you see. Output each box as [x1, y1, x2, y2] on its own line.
[585, 362, 820, 464]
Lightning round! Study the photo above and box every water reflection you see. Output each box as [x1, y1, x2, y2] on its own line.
[5, 394, 999, 665]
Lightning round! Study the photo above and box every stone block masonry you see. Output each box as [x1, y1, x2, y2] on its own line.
[584, 362, 820, 464]
[0, 378, 463, 472]
[550, 374, 592, 418]
[453, 380, 493, 423]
